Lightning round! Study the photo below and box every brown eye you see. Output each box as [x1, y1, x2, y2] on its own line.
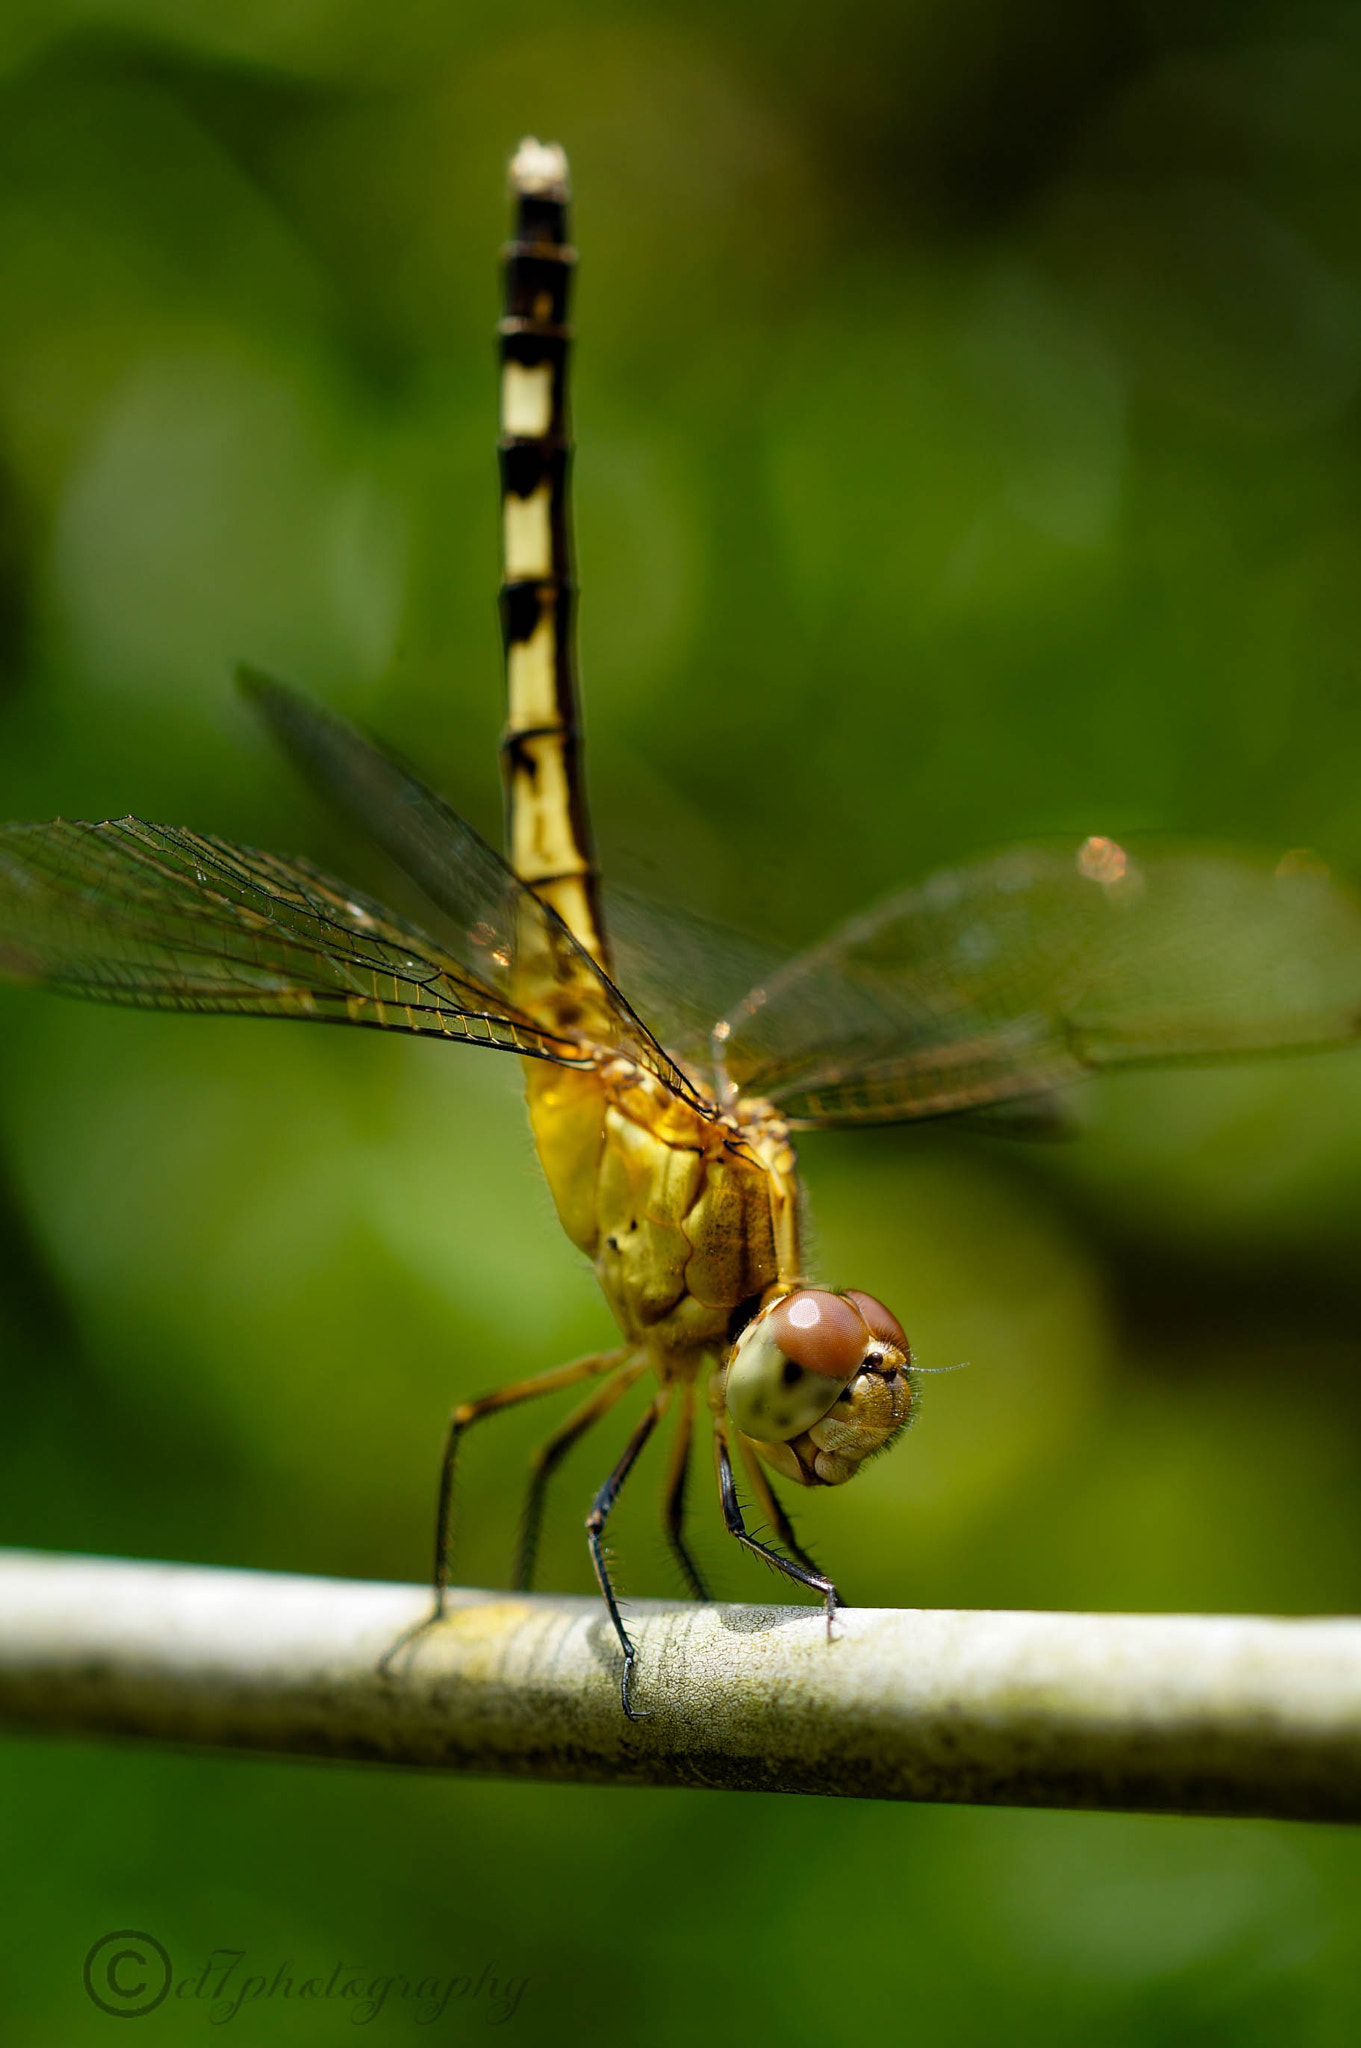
[842, 1290, 908, 1353]
[726, 1291, 868, 1444]
[768, 1290, 866, 1379]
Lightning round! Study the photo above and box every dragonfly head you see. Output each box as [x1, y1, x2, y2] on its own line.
[724, 1288, 914, 1487]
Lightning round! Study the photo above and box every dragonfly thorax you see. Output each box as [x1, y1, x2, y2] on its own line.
[523, 1054, 800, 1363]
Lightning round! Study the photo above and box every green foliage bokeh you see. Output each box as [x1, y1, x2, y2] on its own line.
[3, 1, 1361, 2040]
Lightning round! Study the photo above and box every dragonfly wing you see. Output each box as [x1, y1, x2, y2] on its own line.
[0, 816, 595, 1062]
[240, 669, 698, 1099]
[717, 840, 1361, 1127]
[602, 881, 790, 1076]
[945, 1093, 1083, 1141]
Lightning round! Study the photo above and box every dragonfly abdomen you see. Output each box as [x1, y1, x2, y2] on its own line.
[499, 139, 608, 978]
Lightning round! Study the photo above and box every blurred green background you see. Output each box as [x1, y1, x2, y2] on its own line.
[3, 0, 1361, 2040]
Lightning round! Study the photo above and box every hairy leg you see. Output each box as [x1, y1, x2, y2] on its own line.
[585, 1386, 671, 1718]
[713, 1417, 840, 1629]
[378, 1347, 630, 1675]
[737, 1430, 823, 1580]
[513, 1352, 648, 1590]
[661, 1377, 711, 1601]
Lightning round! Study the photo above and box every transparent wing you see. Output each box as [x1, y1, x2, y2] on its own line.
[0, 816, 596, 1063]
[240, 669, 699, 1099]
[716, 839, 1361, 1127]
[602, 881, 790, 1075]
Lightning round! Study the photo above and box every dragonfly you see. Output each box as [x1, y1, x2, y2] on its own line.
[3, 140, 1361, 1716]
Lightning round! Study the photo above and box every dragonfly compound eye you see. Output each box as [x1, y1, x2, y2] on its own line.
[725, 1289, 865, 1443]
[840, 1290, 909, 1354]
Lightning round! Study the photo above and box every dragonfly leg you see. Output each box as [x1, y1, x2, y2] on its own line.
[585, 1386, 671, 1720]
[736, 1431, 824, 1581]
[513, 1352, 648, 1591]
[377, 1347, 628, 1676]
[713, 1419, 841, 1632]
[661, 1378, 712, 1602]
